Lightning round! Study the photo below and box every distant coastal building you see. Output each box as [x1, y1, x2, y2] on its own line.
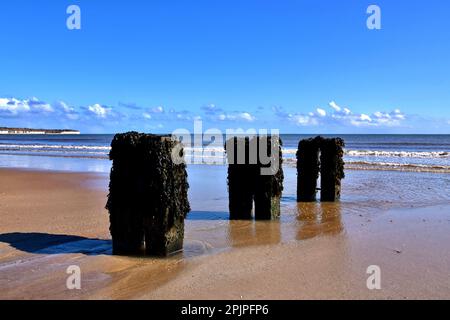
[0, 127, 80, 135]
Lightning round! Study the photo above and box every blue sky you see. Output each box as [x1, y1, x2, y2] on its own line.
[0, 0, 449, 133]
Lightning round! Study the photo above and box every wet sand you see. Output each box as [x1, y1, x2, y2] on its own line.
[1, 168, 450, 299]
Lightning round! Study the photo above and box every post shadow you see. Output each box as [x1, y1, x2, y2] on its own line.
[0, 232, 111, 255]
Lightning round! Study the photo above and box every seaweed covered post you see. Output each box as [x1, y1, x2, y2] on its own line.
[296, 137, 321, 202]
[254, 136, 284, 220]
[106, 132, 190, 256]
[106, 132, 145, 255]
[225, 136, 256, 220]
[320, 137, 345, 202]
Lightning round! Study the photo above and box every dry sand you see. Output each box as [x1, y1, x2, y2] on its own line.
[0, 168, 449, 299]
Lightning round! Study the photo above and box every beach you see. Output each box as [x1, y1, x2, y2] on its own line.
[1, 166, 450, 300]
[2, 0, 450, 304]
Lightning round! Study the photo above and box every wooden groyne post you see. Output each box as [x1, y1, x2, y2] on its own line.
[106, 132, 190, 256]
[320, 137, 345, 202]
[225, 137, 255, 220]
[297, 136, 345, 202]
[296, 137, 320, 202]
[254, 136, 284, 220]
[225, 135, 284, 220]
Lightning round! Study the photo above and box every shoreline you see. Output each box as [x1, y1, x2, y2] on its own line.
[0, 168, 450, 299]
[1, 154, 450, 175]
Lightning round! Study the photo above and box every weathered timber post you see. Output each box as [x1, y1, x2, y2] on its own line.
[106, 132, 190, 256]
[254, 136, 284, 220]
[320, 137, 345, 202]
[225, 137, 255, 220]
[296, 137, 321, 202]
[225, 135, 284, 220]
[296, 136, 345, 202]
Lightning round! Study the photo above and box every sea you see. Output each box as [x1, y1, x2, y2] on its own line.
[0, 134, 449, 174]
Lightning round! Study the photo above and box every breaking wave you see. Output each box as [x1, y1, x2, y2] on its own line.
[345, 149, 449, 158]
[1, 143, 449, 173]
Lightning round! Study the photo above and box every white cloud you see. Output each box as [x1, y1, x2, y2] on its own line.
[274, 101, 407, 128]
[316, 108, 327, 117]
[239, 112, 255, 122]
[169, 109, 195, 121]
[143, 112, 152, 119]
[325, 102, 406, 127]
[88, 104, 111, 118]
[201, 104, 223, 114]
[273, 106, 318, 126]
[329, 101, 341, 112]
[393, 109, 405, 120]
[151, 106, 164, 114]
[217, 112, 255, 122]
[0, 97, 84, 122]
[28, 97, 54, 113]
[0, 98, 30, 115]
[329, 101, 352, 116]
[55, 101, 74, 113]
[360, 114, 372, 122]
[0, 97, 56, 116]
[292, 114, 318, 126]
[373, 111, 385, 118]
[51, 101, 80, 120]
[141, 106, 166, 119]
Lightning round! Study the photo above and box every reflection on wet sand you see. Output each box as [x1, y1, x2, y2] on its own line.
[228, 220, 281, 247]
[92, 254, 187, 300]
[54, 202, 344, 299]
[185, 203, 343, 253]
[296, 202, 343, 240]
[185, 210, 282, 251]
